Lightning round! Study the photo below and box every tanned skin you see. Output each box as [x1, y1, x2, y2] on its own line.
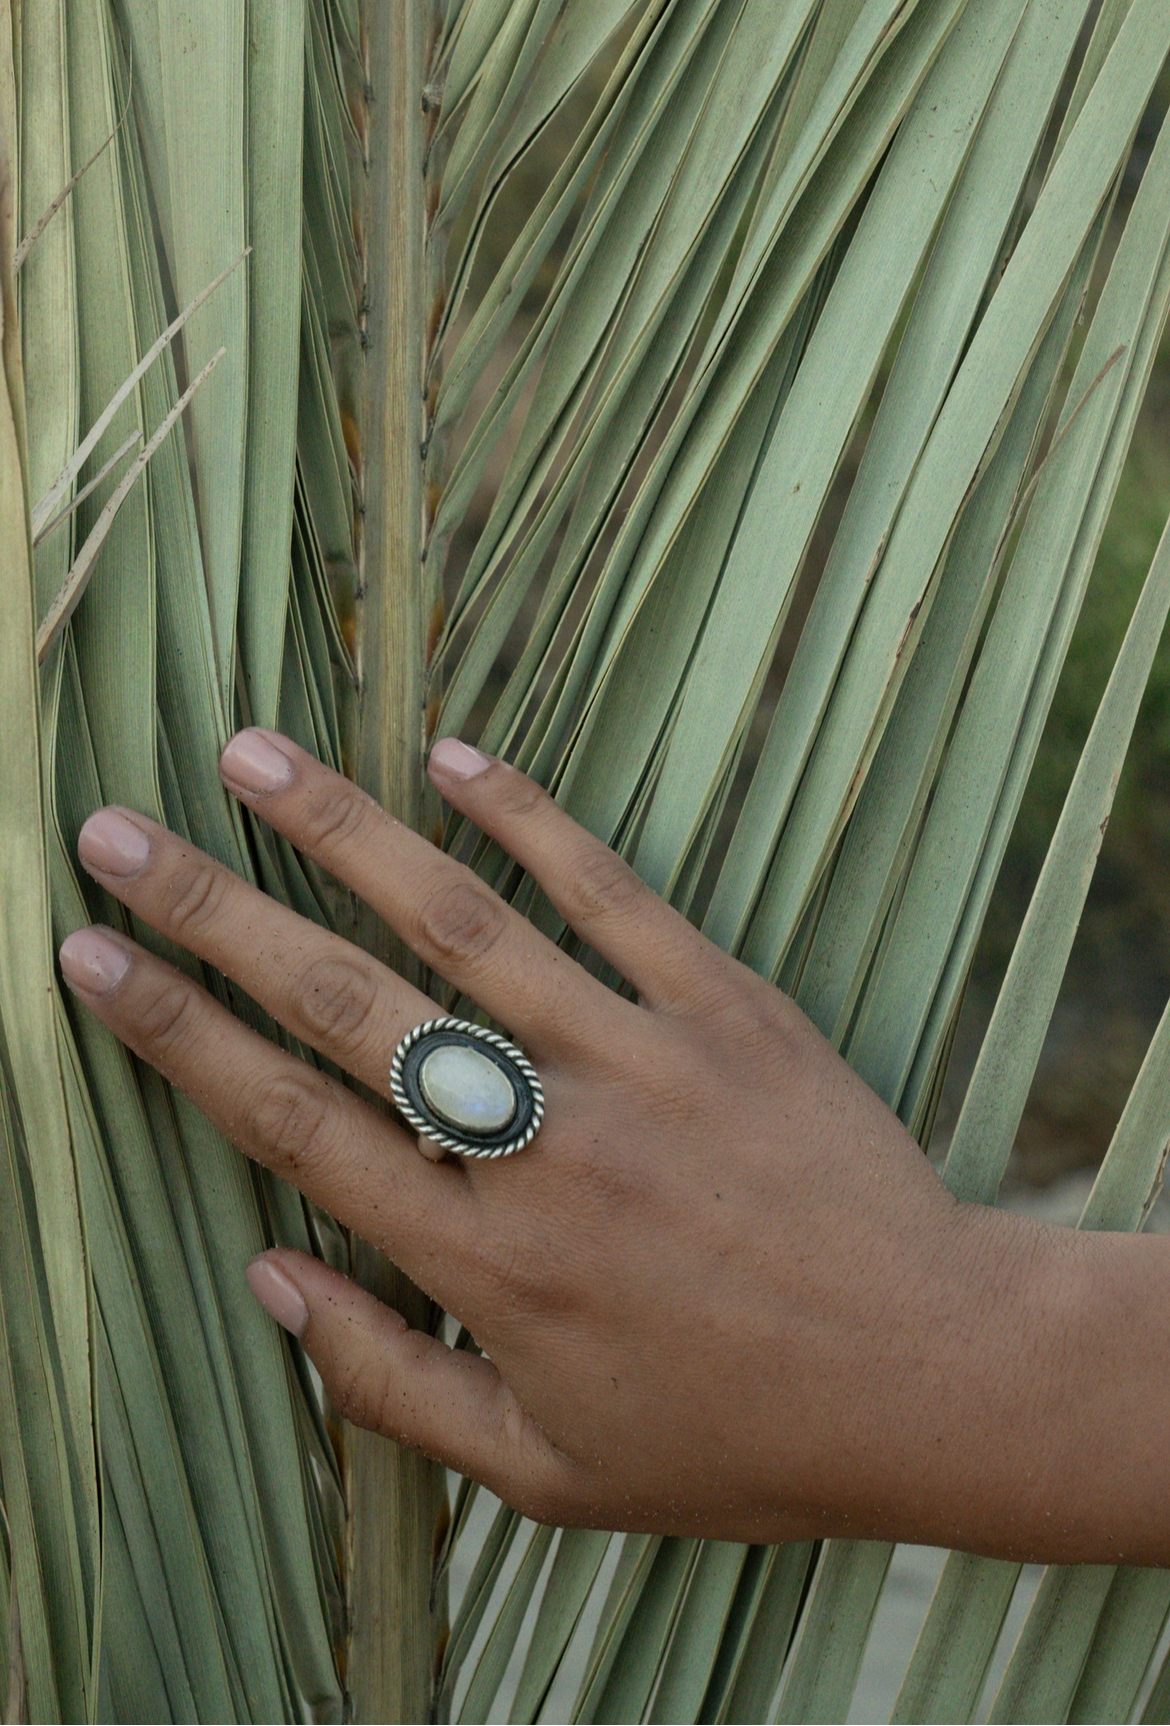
[59, 729, 1166, 1564]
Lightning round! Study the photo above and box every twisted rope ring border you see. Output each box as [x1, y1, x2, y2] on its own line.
[389, 1017, 545, 1159]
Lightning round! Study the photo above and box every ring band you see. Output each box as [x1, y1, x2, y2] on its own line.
[389, 1017, 544, 1159]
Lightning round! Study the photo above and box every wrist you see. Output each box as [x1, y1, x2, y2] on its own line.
[910, 1206, 1170, 1564]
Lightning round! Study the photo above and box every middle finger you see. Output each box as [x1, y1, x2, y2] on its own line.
[77, 806, 438, 1101]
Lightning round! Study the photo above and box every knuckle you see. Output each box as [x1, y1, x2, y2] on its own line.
[416, 879, 507, 969]
[511, 1473, 569, 1528]
[459, 1204, 553, 1315]
[482, 1231, 547, 1313]
[491, 770, 548, 822]
[483, 1383, 565, 1521]
[563, 844, 644, 923]
[133, 975, 199, 1053]
[574, 1140, 654, 1212]
[250, 1070, 335, 1174]
[726, 980, 813, 1074]
[679, 967, 760, 1028]
[295, 952, 381, 1051]
[328, 1351, 389, 1433]
[160, 854, 233, 941]
[298, 780, 377, 853]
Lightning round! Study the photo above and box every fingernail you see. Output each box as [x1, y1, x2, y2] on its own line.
[59, 927, 131, 996]
[428, 737, 493, 781]
[246, 1255, 309, 1338]
[220, 729, 295, 795]
[78, 808, 151, 878]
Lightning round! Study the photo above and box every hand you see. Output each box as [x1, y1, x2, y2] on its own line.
[58, 730, 1170, 1562]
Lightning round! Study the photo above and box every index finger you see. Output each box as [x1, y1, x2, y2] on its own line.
[426, 738, 739, 1013]
[217, 729, 630, 1057]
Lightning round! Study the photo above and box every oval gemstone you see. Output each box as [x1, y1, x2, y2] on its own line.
[419, 1043, 518, 1135]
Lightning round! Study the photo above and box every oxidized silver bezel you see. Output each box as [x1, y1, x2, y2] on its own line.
[389, 1016, 544, 1159]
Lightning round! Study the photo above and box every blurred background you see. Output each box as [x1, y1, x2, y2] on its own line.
[939, 87, 1170, 1204]
[441, 31, 1170, 1724]
[447, 41, 1170, 1220]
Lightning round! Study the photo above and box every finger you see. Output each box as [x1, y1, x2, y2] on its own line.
[217, 728, 627, 1056]
[58, 925, 480, 1308]
[76, 805, 437, 1101]
[247, 1250, 575, 1521]
[427, 739, 729, 1012]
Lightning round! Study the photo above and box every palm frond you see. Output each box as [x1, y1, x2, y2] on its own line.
[4, 0, 1170, 1719]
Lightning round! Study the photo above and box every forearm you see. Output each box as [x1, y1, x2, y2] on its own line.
[1007, 1222, 1170, 1566]
[855, 1208, 1170, 1566]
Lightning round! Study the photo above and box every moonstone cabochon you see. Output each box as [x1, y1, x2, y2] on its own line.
[419, 1043, 517, 1133]
[389, 1018, 544, 1158]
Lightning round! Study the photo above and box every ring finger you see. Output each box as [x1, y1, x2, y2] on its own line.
[56, 924, 483, 1310]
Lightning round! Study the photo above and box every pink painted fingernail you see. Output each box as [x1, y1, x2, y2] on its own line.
[78, 808, 151, 878]
[246, 1255, 309, 1338]
[220, 729, 295, 795]
[59, 927, 131, 995]
[428, 737, 493, 781]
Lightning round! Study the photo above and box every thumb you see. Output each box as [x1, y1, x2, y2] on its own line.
[246, 1249, 573, 1522]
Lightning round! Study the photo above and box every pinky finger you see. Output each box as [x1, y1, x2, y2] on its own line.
[246, 1251, 576, 1522]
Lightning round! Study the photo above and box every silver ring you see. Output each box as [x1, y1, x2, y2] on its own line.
[389, 1017, 544, 1159]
